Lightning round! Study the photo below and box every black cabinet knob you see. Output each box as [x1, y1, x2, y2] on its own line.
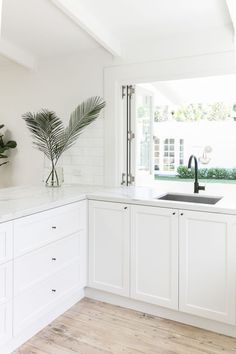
[52, 257, 56, 261]
[52, 289, 56, 292]
[52, 226, 57, 229]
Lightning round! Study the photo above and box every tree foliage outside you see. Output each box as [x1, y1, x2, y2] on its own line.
[154, 102, 234, 122]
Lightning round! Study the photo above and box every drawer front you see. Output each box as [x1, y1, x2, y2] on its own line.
[14, 233, 81, 295]
[0, 301, 12, 347]
[0, 262, 13, 305]
[0, 222, 13, 265]
[14, 260, 81, 334]
[14, 200, 86, 257]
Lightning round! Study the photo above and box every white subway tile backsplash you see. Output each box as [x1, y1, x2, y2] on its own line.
[63, 120, 104, 185]
[93, 176, 104, 185]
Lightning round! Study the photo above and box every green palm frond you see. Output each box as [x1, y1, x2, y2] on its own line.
[22, 110, 64, 161]
[61, 96, 105, 154]
[22, 96, 105, 165]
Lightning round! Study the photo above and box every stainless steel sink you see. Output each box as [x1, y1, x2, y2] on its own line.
[157, 193, 222, 205]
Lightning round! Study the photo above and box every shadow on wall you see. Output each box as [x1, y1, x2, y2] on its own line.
[0, 128, 17, 188]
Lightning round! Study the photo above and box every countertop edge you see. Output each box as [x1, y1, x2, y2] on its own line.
[1, 185, 236, 224]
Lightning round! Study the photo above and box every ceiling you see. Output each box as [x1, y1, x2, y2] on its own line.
[0, 0, 234, 67]
[82, 0, 232, 42]
[1, 0, 99, 58]
[141, 75, 236, 105]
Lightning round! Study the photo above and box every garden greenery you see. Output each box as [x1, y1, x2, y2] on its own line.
[177, 166, 236, 180]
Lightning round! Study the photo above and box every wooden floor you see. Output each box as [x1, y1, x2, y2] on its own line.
[14, 298, 236, 354]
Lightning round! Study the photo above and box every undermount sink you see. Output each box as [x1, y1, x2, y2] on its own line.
[157, 193, 222, 205]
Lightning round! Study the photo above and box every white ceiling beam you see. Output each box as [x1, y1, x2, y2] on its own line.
[0, 38, 36, 70]
[51, 0, 122, 57]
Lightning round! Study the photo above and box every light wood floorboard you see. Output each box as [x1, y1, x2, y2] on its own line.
[14, 298, 236, 354]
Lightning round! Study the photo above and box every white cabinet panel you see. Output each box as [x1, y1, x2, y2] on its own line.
[14, 233, 81, 295]
[89, 201, 130, 296]
[14, 201, 86, 257]
[0, 302, 12, 347]
[179, 210, 236, 325]
[0, 262, 12, 305]
[131, 205, 178, 309]
[14, 259, 81, 334]
[0, 222, 13, 265]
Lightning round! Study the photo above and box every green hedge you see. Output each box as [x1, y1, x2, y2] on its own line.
[177, 166, 236, 180]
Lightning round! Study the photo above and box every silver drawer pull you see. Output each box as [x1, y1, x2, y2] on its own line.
[52, 289, 56, 293]
[52, 226, 57, 229]
[52, 257, 56, 261]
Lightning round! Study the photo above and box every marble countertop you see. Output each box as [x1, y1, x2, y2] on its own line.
[1, 182, 236, 223]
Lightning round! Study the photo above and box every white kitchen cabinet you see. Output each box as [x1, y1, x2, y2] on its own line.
[0, 302, 12, 347]
[89, 200, 130, 296]
[0, 262, 13, 305]
[14, 201, 86, 257]
[14, 233, 81, 295]
[0, 261, 13, 349]
[179, 210, 236, 325]
[14, 260, 81, 334]
[12, 200, 87, 340]
[131, 205, 178, 309]
[0, 222, 13, 265]
[0, 223, 13, 350]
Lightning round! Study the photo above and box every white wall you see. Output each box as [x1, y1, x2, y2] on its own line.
[0, 48, 113, 188]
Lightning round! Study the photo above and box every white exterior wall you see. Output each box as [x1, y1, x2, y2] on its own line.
[155, 121, 236, 170]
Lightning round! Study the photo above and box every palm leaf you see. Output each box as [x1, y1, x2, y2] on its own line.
[58, 96, 105, 156]
[22, 96, 105, 165]
[22, 110, 64, 161]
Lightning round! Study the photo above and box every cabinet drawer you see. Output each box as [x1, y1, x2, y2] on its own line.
[14, 233, 82, 295]
[0, 222, 13, 265]
[14, 260, 81, 334]
[0, 301, 12, 347]
[0, 262, 13, 305]
[14, 200, 86, 257]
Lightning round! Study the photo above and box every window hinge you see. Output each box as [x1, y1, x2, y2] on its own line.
[122, 85, 126, 99]
[127, 130, 135, 141]
[121, 173, 126, 185]
[128, 174, 135, 184]
[128, 85, 135, 97]
[122, 85, 135, 99]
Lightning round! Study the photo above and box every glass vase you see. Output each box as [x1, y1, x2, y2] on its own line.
[45, 165, 64, 187]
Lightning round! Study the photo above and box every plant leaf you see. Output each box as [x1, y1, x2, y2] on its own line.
[58, 96, 105, 157]
[22, 97, 105, 164]
[22, 110, 64, 161]
[5, 141, 17, 148]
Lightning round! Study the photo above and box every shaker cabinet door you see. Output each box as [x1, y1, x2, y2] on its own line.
[131, 205, 178, 310]
[89, 201, 130, 296]
[179, 210, 236, 325]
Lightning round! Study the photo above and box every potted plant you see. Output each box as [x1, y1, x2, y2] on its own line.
[23, 96, 105, 187]
[0, 124, 17, 166]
